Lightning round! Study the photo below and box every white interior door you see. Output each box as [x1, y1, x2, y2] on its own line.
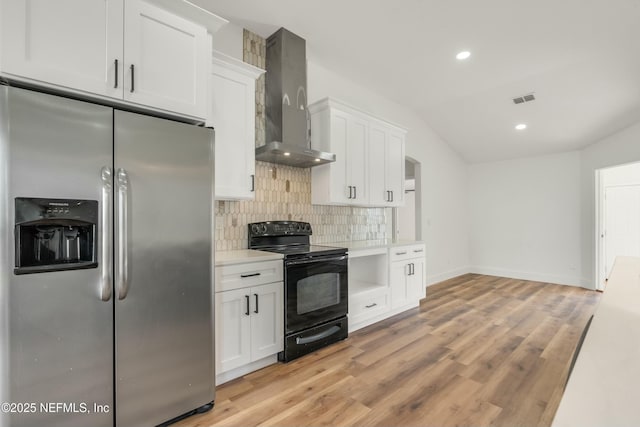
[604, 185, 640, 279]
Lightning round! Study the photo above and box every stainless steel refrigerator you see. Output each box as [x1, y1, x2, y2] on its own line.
[0, 86, 215, 427]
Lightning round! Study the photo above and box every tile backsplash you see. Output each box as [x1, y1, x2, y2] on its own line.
[213, 30, 390, 252]
[214, 162, 390, 251]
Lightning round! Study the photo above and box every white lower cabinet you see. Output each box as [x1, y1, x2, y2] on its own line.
[390, 244, 426, 309]
[215, 260, 283, 384]
[348, 243, 426, 332]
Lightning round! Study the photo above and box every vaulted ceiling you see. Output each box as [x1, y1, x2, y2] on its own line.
[196, 0, 640, 163]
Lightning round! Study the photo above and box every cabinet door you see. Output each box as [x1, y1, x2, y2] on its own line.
[1, 0, 124, 98]
[250, 282, 284, 361]
[407, 258, 425, 301]
[326, 111, 351, 204]
[216, 288, 252, 373]
[124, 0, 209, 118]
[211, 64, 256, 200]
[368, 123, 388, 205]
[347, 115, 369, 204]
[386, 131, 405, 206]
[390, 261, 409, 309]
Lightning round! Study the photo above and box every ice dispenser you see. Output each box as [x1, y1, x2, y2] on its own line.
[14, 198, 98, 274]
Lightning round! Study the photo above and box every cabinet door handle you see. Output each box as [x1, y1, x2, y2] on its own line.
[347, 186, 353, 199]
[130, 64, 135, 93]
[240, 272, 261, 278]
[411, 263, 415, 275]
[245, 295, 250, 316]
[353, 186, 357, 199]
[114, 59, 119, 89]
[391, 191, 394, 202]
[250, 174, 255, 192]
[365, 303, 377, 308]
[413, 249, 424, 253]
[396, 251, 407, 255]
[254, 293, 259, 314]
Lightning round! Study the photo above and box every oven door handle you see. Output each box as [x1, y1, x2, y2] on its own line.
[296, 325, 342, 345]
[285, 255, 347, 267]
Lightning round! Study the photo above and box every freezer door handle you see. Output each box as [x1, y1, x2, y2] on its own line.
[100, 166, 113, 301]
[117, 168, 130, 300]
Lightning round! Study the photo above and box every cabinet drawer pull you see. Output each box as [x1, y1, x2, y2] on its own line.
[240, 272, 261, 278]
[413, 249, 424, 253]
[250, 174, 255, 192]
[395, 251, 407, 255]
[365, 303, 377, 308]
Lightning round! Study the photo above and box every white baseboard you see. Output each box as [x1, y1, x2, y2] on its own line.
[426, 266, 472, 287]
[215, 354, 278, 385]
[468, 266, 583, 287]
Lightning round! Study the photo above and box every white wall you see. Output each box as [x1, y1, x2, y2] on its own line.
[212, 24, 243, 59]
[307, 60, 470, 285]
[469, 151, 582, 286]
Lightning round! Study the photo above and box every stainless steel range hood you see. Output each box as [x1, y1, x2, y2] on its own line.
[257, 28, 335, 168]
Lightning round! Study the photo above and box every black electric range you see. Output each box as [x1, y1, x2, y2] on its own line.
[248, 221, 348, 362]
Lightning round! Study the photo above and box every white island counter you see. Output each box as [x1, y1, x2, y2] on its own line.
[552, 256, 640, 427]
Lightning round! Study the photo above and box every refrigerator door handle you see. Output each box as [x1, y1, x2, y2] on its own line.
[100, 166, 113, 301]
[117, 168, 130, 300]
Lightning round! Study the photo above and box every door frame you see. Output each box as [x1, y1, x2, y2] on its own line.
[595, 161, 640, 290]
[392, 156, 422, 241]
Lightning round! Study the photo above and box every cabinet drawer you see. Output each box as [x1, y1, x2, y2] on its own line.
[215, 260, 283, 292]
[390, 244, 425, 262]
[350, 290, 389, 324]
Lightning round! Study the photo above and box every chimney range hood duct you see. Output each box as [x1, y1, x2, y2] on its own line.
[256, 28, 335, 168]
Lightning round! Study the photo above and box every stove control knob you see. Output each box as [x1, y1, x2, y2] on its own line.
[304, 223, 311, 232]
[261, 224, 268, 233]
[251, 224, 259, 234]
[296, 223, 302, 232]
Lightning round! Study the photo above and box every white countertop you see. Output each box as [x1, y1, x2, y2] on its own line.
[552, 256, 640, 427]
[325, 239, 424, 251]
[215, 249, 283, 266]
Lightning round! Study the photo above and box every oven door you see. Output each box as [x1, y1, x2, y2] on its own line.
[284, 254, 348, 334]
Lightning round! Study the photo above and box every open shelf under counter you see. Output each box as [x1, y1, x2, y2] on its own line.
[350, 279, 387, 296]
[348, 248, 388, 292]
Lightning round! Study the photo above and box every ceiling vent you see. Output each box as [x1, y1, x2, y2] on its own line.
[512, 93, 536, 105]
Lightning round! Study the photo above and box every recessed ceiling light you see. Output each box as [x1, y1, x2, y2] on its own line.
[515, 123, 527, 130]
[315, 158, 321, 162]
[283, 152, 291, 156]
[456, 51, 471, 60]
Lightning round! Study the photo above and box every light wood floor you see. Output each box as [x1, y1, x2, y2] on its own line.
[176, 274, 600, 427]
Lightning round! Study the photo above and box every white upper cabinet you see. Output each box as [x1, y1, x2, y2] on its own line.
[123, 0, 209, 118]
[0, 0, 226, 120]
[1, 0, 124, 98]
[385, 128, 406, 207]
[208, 51, 264, 200]
[310, 97, 406, 207]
